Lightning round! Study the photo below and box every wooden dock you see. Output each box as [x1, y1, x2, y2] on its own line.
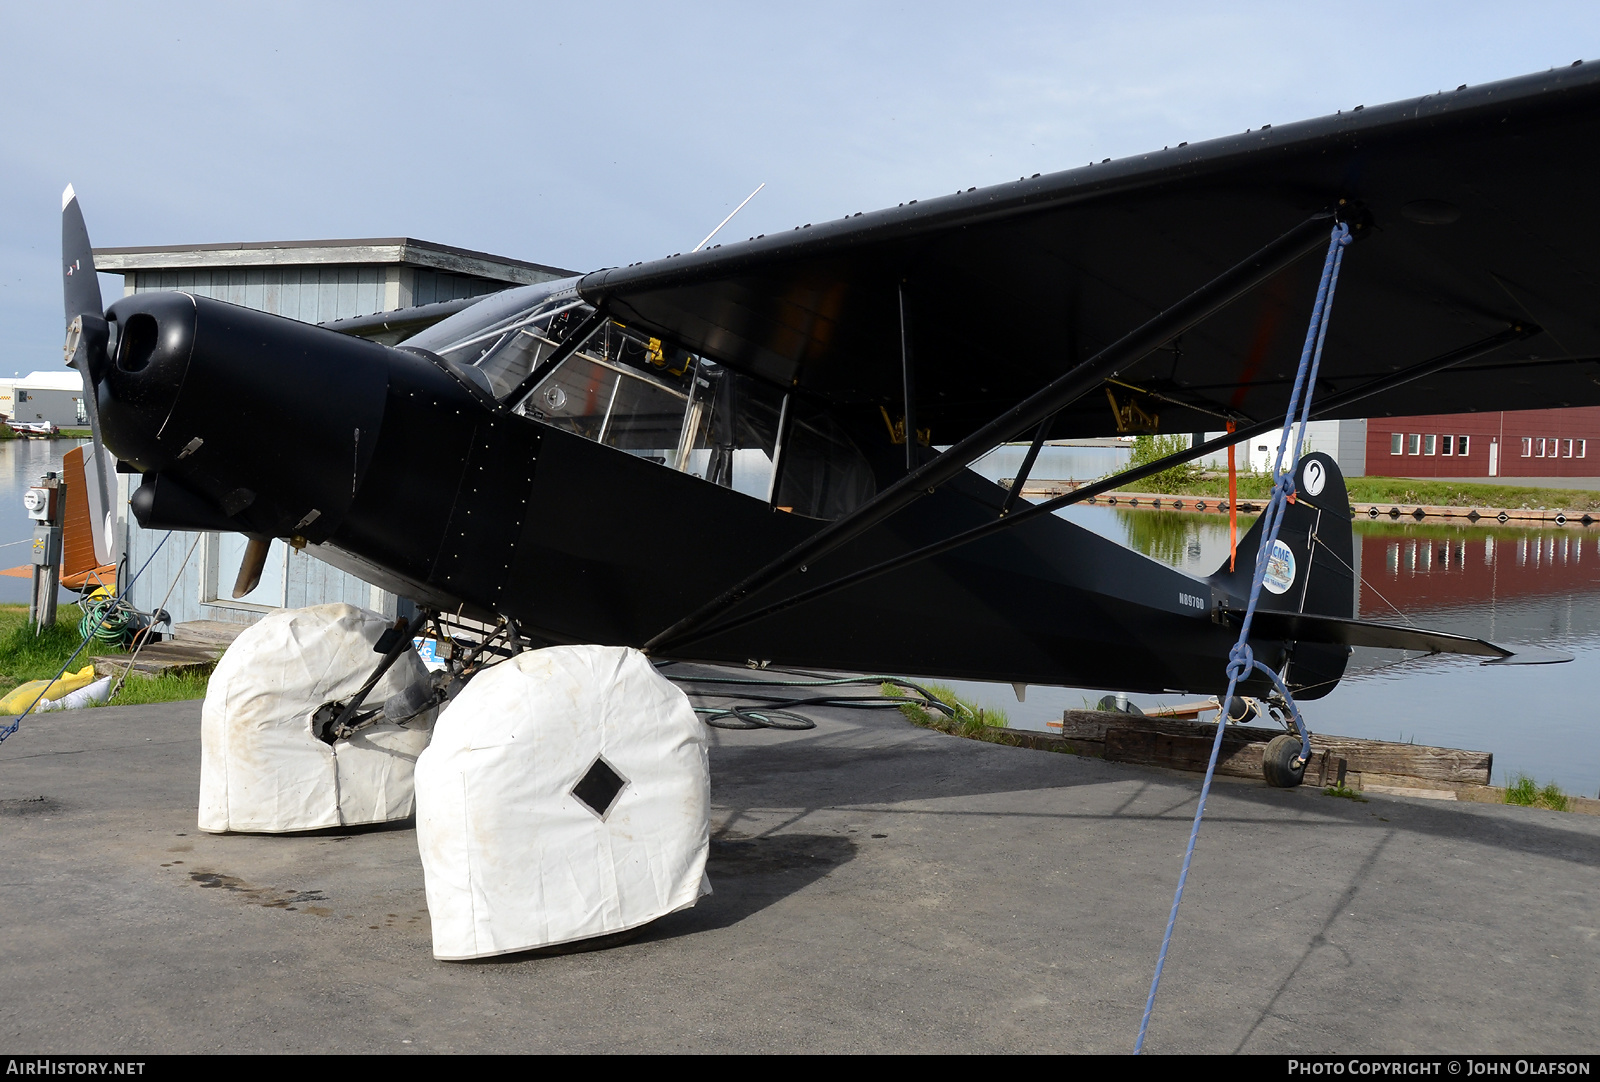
[1013, 482, 1599, 526]
[978, 709, 1600, 812]
[92, 619, 246, 680]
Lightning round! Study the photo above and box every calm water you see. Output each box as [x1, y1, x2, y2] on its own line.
[0, 438, 92, 605]
[945, 502, 1600, 799]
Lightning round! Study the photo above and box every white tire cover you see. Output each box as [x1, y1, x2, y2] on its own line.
[415, 646, 710, 960]
[198, 603, 436, 833]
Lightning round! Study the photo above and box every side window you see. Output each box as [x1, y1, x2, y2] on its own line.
[1389, 433, 1403, 455]
[1457, 435, 1469, 457]
[1522, 437, 1532, 457]
[677, 364, 876, 519]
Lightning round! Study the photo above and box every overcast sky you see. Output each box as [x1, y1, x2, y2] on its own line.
[2, 1, 1597, 374]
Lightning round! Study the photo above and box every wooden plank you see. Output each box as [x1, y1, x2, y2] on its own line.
[1105, 727, 1267, 778]
[1058, 710, 1492, 787]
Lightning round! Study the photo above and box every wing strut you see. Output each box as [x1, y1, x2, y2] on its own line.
[659, 323, 1534, 650]
[501, 307, 610, 413]
[643, 211, 1339, 654]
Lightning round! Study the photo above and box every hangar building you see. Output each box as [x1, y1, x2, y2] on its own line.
[93, 237, 575, 628]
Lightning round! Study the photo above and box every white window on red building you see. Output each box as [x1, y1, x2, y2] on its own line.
[1564, 439, 1574, 458]
[1407, 434, 1421, 455]
[1423, 434, 1437, 455]
[1458, 435, 1470, 456]
[1522, 437, 1533, 456]
[1580, 440, 1588, 458]
[1537, 438, 1546, 457]
[1442, 435, 1454, 455]
[1390, 433, 1403, 455]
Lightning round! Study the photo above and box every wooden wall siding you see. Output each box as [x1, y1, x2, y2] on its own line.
[132, 266, 502, 322]
[412, 269, 501, 306]
[124, 525, 387, 630]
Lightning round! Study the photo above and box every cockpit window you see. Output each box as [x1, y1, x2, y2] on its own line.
[423, 295, 875, 520]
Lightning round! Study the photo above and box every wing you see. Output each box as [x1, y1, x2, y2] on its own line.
[577, 64, 1600, 443]
[318, 295, 496, 345]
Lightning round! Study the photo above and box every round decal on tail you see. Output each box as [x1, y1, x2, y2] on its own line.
[1262, 539, 1297, 595]
[1302, 458, 1327, 496]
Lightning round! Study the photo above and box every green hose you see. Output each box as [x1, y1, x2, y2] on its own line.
[78, 594, 137, 647]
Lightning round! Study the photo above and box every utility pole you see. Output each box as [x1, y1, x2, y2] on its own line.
[25, 472, 63, 633]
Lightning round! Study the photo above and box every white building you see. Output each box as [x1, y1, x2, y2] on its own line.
[1196, 418, 1367, 477]
[0, 371, 89, 428]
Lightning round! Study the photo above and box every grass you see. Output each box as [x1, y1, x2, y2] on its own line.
[101, 668, 211, 706]
[0, 602, 210, 710]
[1115, 471, 1600, 512]
[1323, 782, 1368, 802]
[0, 603, 123, 691]
[1503, 773, 1571, 812]
[880, 680, 1009, 738]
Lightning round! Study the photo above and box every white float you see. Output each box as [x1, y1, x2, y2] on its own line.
[415, 645, 710, 960]
[198, 603, 437, 834]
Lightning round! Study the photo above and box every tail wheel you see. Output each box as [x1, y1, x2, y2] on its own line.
[1262, 734, 1307, 788]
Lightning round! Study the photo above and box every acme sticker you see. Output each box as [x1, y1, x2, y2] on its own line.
[1262, 539, 1296, 595]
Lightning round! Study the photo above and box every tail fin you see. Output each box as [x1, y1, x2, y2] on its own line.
[1208, 451, 1354, 698]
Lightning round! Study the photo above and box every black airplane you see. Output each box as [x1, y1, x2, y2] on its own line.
[60, 63, 1598, 785]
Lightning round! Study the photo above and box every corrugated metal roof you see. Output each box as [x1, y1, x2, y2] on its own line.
[93, 237, 578, 286]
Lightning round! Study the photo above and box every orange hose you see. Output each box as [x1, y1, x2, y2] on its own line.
[1226, 421, 1238, 572]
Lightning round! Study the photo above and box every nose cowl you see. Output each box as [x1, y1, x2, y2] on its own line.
[99, 292, 198, 472]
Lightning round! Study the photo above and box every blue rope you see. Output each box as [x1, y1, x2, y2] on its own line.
[1134, 222, 1352, 1053]
[0, 530, 172, 745]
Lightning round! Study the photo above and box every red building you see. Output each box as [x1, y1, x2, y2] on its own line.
[1363, 407, 1600, 479]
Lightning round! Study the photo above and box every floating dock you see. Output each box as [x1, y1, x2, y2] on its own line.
[1015, 482, 1599, 526]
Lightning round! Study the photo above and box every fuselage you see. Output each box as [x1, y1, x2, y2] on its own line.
[98, 288, 1340, 699]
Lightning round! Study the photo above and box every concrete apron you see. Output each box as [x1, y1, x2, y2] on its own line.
[1, 697, 1596, 1054]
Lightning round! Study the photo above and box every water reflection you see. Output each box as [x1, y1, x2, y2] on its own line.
[947, 503, 1600, 799]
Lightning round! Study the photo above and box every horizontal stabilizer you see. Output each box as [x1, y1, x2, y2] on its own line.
[1224, 608, 1572, 666]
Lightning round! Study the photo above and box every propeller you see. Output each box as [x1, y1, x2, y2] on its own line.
[60, 184, 118, 570]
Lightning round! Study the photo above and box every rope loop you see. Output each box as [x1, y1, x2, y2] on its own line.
[1225, 642, 1254, 682]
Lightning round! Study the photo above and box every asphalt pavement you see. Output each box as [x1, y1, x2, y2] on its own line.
[1, 693, 1596, 1054]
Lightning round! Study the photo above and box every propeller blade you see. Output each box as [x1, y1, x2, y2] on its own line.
[60, 184, 117, 573]
[61, 184, 103, 327]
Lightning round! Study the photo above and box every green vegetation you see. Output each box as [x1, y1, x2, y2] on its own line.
[1323, 782, 1368, 802]
[1503, 773, 1571, 812]
[0, 602, 210, 709]
[101, 668, 211, 707]
[0, 604, 122, 691]
[881, 681, 1008, 737]
[1128, 434, 1205, 493]
[1117, 470, 1600, 512]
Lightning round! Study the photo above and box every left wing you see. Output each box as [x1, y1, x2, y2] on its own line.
[319, 296, 497, 346]
[578, 64, 1600, 444]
